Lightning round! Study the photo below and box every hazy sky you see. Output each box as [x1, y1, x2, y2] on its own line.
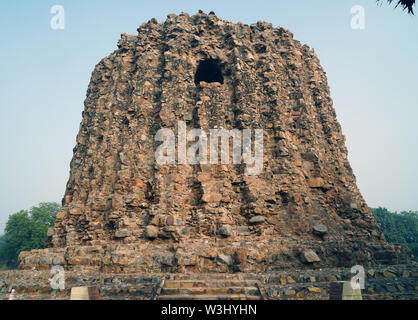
[0, 0, 417, 233]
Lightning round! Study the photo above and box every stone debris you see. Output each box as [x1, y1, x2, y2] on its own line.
[219, 225, 232, 237]
[144, 226, 158, 240]
[218, 254, 234, 266]
[249, 216, 265, 225]
[303, 250, 321, 263]
[313, 224, 328, 237]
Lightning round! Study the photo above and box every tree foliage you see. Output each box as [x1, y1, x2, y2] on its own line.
[378, 0, 416, 14]
[372, 207, 418, 261]
[0, 234, 7, 270]
[0, 202, 60, 269]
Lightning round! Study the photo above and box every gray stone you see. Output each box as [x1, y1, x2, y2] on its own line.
[303, 250, 321, 263]
[115, 229, 132, 238]
[154, 254, 175, 266]
[249, 216, 265, 224]
[219, 225, 232, 237]
[237, 226, 250, 235]
[284, 289, 296, 296]
[218, 254, 233, 265]
[166, 216, 175, 226]
[313, 225, 328, 236]
[40, 256, 52, 265]
[184, 112, 193, 121]
[52, 257, 62, 265]
[144, 226, 158, 240]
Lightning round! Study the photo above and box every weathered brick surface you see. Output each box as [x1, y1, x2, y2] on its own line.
[18, 12, 413, 273]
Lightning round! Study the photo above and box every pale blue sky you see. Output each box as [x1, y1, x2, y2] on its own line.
[0, 0, 417, 233]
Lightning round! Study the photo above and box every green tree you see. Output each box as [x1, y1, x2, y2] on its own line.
[0, 234, 8, 270]
[30, 202, 60, 249]
[0, 202, 60, 269]
[372, 207, 418, 261]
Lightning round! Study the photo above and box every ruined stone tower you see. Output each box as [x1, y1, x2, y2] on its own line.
[19, 12, 412, 273]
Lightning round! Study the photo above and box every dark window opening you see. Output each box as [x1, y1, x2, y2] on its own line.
[194, 59, 224, 86]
